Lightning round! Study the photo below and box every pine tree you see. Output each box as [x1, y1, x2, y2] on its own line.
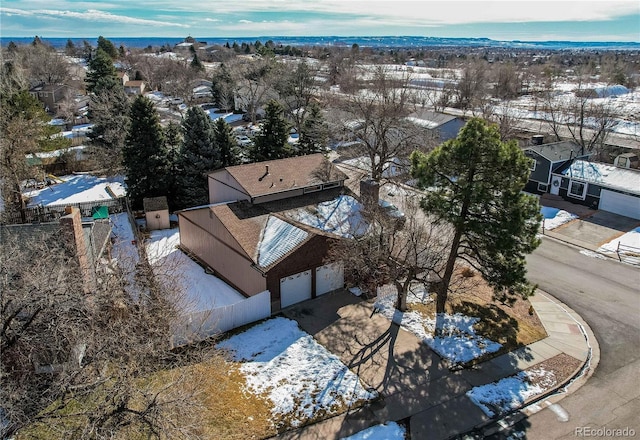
[85, 48, 118, 94]
[190, 53, 204, 71]
[251, 100, 290, 162]
[212, 118, 240, 167]
[410, 118, 542, 313]
[298, 103, 329, 155]
[122, 96, 168, 209]
[97, 36, 118, 60]
[211, 63, 235, 112]
[64, 39, 76, 56]
[176, 107, 220, 209]
[163, 122, 183, 210]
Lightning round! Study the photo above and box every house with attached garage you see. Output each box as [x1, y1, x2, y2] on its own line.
[551, 160, 640, 220]
[178, 154, 352, 313]
[523, 141, 591, 195]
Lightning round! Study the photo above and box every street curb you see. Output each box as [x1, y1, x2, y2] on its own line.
[460, 290, 600, 439]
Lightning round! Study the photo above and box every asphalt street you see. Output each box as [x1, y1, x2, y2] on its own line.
[500, 238, 640, 439]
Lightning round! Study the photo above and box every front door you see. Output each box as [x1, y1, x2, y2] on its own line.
[550, 175, 561, 195]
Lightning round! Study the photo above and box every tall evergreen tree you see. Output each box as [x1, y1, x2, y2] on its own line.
[163, 122, 183, 210]
[190, 53, 204, 71]
[64, 39, 76, 56]
[85, 48, 118, 94]
[251, 100, 290, 162]
[298, 103, 329, 155]
[123, 96, 168, 208]
[212, 118, 240, 167]
[97, 36, 118, 60]
[410, 118, 541, 313]
[176, 107, 220, 208]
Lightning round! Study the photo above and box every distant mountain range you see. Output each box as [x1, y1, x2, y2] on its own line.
[2, 36, 639, 51]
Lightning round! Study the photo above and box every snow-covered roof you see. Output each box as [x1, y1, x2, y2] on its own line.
[562, 160, 640, 195]
[284, 195, 368, 239]
[406, 110, 458, 129]
[257, 216, 309, 267]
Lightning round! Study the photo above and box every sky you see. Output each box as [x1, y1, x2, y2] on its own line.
[0, 1, 638, 42]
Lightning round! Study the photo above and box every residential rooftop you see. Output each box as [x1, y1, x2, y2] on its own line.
[525, 141, 589, 162]
[562, 160, 640, 195]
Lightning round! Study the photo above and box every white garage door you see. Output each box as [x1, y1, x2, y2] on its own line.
[316, 262, 344, 296]
[599, 189, 640, 220]
[280, 270, 312, 308]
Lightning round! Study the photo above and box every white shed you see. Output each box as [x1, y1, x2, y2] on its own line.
[143, 196, 170, 230]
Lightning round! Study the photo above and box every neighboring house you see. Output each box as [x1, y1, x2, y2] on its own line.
[523, 141, 591, 194]
[179, 155, 351, 313]
[551, 160, 640, 219]
[207, 154, 348, 205]
[29, 83, 73, 113]
[116, 71, 130, 86]
[143, 196, 170, 230]
[124, 80, 146, 95]
[406, 110, 466, 143]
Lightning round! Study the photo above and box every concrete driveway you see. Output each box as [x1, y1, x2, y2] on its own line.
[546, 210, 640, 250]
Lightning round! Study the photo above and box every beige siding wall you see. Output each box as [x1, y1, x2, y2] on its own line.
[181, 208, 246, 256]
[208, 171, 250, 204]
[145, 210, 170, 230]
[179, 213, 266, 297]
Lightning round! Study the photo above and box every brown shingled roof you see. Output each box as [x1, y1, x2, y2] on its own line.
[212, 154, 348, 199]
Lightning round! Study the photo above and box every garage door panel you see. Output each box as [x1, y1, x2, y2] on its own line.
[599, 189, 640, 220]
[280, 270, 312, 308]
[316, 262, 344, 296]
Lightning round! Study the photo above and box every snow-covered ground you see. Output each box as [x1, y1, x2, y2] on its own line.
[466, 366, 558, 417]
[540, 206, 578, 230]
[146, 228, 245, 312]
[597, 226, 640, 253]
[24, 174, 126, 206]
[341, 422, 406, 440]
[375, 287, 502, 364]
[596, 227, 640, 264]
[217, 317, 376, 428]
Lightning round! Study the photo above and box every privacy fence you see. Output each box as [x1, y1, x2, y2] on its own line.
[1, 197, 128, 225]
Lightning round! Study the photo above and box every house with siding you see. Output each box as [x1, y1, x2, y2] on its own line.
[406, 110, 466, 143]
[179, 154, 350, 313]
[551, 160, 640, 219]
[523, 141, 591, 194]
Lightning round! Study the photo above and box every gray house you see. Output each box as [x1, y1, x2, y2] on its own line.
[551, 160, 640, 219]
[523, 141, 591, 194]
[406, 110, 466, 143]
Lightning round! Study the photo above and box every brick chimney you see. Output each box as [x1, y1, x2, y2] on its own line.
[59, 207, 94, 293]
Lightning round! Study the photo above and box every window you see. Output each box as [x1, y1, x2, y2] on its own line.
[568, 180, 587, 200]
[538, 183, 548, 192]
[303, 185, 322, 194]
[322, 181, 340, 190]
[529, 158, 537, 171]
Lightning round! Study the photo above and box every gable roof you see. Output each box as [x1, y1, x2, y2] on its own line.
[211, 154, 348, 199]
[525, 141, 589, 162]
[561, 160, 640, 195]
[406, 110, 459, 129]
[143, 196, 168, 212]
[208, 202, 313, 270]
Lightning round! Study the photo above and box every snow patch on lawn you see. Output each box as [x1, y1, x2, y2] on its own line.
[467, 367, 558, 417]
[146, 228, 245, 312]
[217, 317, 376, 427]
[540, 206, 578, 230]
[375, 290, 501, 364]
[341, 422, 406, 440]
[597, 227, 640, 253]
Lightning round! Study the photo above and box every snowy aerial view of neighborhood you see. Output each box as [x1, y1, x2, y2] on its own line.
[1, 1, 639, 439]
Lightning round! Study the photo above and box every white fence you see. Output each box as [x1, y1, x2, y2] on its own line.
[173, 290, 271, 346]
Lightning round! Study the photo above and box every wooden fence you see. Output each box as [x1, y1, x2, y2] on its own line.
[1, 197, 128, 225]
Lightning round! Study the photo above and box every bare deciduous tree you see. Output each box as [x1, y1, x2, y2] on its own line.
[1, 221, 212, 439]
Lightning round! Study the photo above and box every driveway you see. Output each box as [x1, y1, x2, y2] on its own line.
[550, 210, 640, 250]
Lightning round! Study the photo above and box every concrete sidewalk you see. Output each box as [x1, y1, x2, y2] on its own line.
[278, 289, 598, 440]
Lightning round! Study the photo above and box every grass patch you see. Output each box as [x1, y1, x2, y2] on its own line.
[408, 268, 547, 365]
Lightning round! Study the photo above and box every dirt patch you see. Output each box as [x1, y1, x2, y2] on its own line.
[527, 353, 583, 388]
